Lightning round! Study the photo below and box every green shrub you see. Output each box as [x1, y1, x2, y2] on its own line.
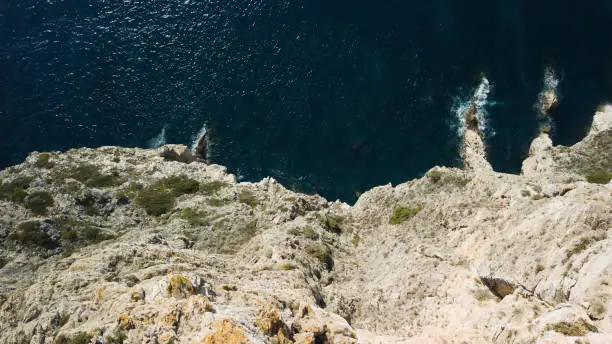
[54, 164, 95, 183]
[427, 170, 443, 183]
[0, 176, 33, 203]
[200, 181, 228, 195]
[389, 205, 422, 225]
[85, 173, 124, 188]
[60, 228, 78, 242]
[302, 226, 319, 240]
[135, 176, 200, 216]
[61, 246, 77, 258]
[565, 236, 604, 261]
[12, 188, 28, 203]
[280, 263, 295, 270]
[195, 217, 258, 254]
[52, 164, 123, 188]
[83, 226, 114, 244]
[325, 215, 344, 233]
[105, 332, 127, 344]
[7, 176, 34, 189]
[450, 176, 471, 187]
[161, 175, 200, 196]
[54, 217, 114, 248]
[136, 187, 174, 216]
[36, 153, 54, 169]
[212, 219, 257, 253]
[116, 183, 143, 202]
[206, 198, 230, 207]
[54, 331, 91, 344]
[128, 182, 143, 191]
[238, 189, 258, 207]
[287, 227, 301, 236]
[287, 226, 319, 240]
[179, 208, 209, 226]
[351, 235, 360, 247]
[0, 257, 8, 269]
[545, 321, 597, 336]
[586, 170, 612, 184]
[426, 170, 471, 187]
[25, 191, 54, 215]
[58, 312, 70, 327]
[12, 221, 56, 249]
[306, 244, 333, 270]
[68, 164, 98, 182]
[0, 185, 28, 203]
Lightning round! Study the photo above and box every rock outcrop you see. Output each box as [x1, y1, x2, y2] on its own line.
[0, 108, 610, 344]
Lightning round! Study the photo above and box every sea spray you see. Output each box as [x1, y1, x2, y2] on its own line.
[534, 67, 560, 135]
[147, 125, 167, 148]
[191, 122, 210, 160]
[534, 67, 560, 119]
[451, 76, 495, 139]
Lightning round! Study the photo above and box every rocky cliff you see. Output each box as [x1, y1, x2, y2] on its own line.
[0, 106, 610, 344]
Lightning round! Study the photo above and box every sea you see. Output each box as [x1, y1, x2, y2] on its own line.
[1, 0, 611, 203]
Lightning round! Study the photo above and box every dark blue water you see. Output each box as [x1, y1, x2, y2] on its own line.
[1, 1, 611, 202]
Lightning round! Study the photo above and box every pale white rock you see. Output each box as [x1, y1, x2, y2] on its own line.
[0, 110, 610, 344]
[589, 105, 612, 136]
[521, 132, 554, 177]
[461, 128, 493, 172]
[158, 144, 195, 163]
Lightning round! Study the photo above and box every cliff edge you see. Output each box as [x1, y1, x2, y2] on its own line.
[0, 107, 610, 344]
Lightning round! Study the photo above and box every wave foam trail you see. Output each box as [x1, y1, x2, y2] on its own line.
[451, 76, 495, 138]
[534, 67, 560, 118]
[147, 125, 167, 148]
[190, 122, 207, 152]
[191, 122, 211, 160]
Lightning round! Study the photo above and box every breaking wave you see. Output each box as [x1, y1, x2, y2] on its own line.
[190, 122, 208, 153]
[147, 125, 167, 148]
[534, 67, 560, 119]
[450, 76, 496, 138]
[190, 122, 215, 161]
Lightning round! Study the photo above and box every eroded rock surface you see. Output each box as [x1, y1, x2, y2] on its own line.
[0, 108, 610, 344]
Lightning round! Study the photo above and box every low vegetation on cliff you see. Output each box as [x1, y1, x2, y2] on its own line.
[0, 108, 609, 344]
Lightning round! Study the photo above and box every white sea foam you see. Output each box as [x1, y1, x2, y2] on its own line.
[236, 168, 245, 182]
[543, 67, 559, 90]
[473, 76, 491, 109]
[534, 67, 560, 118]
[450, 96, 469, 137]
[451, 76, 495, 138]
[147, 125, 167, 148]
[190, 122, 216, 161]
[190, 122, 208, 153]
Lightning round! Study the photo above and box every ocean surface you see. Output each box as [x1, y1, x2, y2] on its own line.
[1, 1, 611, 202]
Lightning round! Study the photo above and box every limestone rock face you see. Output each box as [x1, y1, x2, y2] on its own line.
[461, 129, 493, 172]
[521, 133, 554, 177]
[0, 109, 610, 344]
[522, 106, 612, 183]
[159, 144, 195, 163]
[590, 105, 612, 136]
